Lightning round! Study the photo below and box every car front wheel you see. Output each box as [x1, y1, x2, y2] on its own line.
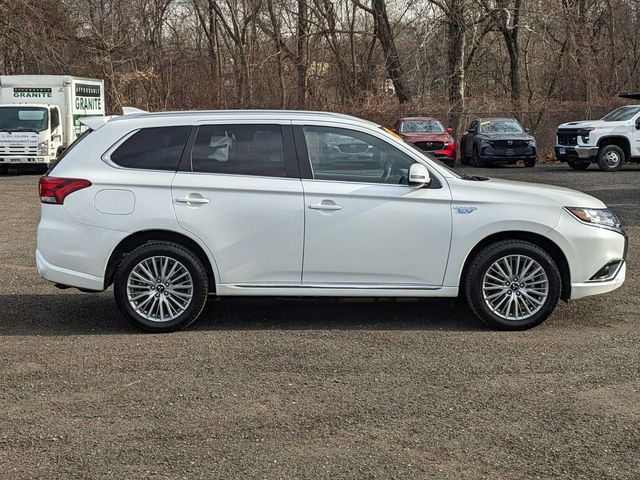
[114, 241, 209, 332]
[465, 240, 561, 330]
[597, 145, 625, 172]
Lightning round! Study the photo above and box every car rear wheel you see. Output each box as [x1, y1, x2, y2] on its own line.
[465, 240, 561, 330]
[567, 160, 590, 170]
[114, 241, 209, 332]
[597, 145, 625, 172]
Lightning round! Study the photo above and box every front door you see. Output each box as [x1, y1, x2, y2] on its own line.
[172, 122, 304, 286]
[296, 124, 452, 287]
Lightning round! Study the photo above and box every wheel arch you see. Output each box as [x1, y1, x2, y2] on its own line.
[598, 136, 631, 160]
[104, 229, 217, 292]
[460, 231, 571, 301]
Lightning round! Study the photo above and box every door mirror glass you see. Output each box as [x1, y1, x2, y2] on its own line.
[525, 127, 532, 133]
[467, 128, 475, 134]
[446, 127, 453, 134]
[636, 117, 640, 130]
[50, 108, 60, 130]
[409, 163, 430, 188]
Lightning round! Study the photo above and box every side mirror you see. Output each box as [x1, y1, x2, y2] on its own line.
[467, 129, 475, 134]
[409, 163, 431, 188]
[446, 127, 453, 134]
[636, 118, 640, 130]
[525, 127, 532, 133]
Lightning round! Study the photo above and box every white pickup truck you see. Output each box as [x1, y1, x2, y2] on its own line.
[555, 92, 640, 171]
[0, 75, 105, 171]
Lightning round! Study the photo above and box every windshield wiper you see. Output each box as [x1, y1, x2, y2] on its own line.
[0, 128, 38, 133]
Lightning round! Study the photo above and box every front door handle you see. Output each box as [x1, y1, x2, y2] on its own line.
[175, 194, 210, 206]
[308, 201, 342, 211]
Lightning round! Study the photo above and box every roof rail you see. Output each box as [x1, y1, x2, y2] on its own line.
[121, 106, 148, 115]
[618, 92, 640, 100]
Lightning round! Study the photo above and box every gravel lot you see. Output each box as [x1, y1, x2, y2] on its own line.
[0, 164, 638, 479]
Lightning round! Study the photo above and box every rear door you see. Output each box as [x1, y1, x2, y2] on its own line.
[172, 122, 304, 287]
[295, 123, 453, 287]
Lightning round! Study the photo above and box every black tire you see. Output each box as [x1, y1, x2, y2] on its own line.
[113, 241, 209, 332]
[596, 145, 625, 172]
[464, 240, 561, 330]
[567, 160, 590, 170]
[471, 145, 485, 168]
[523, 158, 536, 168]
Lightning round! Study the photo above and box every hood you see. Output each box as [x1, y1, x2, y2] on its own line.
[401, 132, 453, 143]
[476, 132, 534, 141]
[453, 176, 605, 209]
[558, 119, 618, 129]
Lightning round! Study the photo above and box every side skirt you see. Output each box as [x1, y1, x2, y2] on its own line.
[215, 284, 460, 298]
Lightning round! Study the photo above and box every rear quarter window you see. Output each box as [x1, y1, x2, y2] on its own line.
[109, 126, 191, 171]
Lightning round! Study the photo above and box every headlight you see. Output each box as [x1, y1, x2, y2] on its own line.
[38, 140, 49, 155]
[565, 207, 622, 231]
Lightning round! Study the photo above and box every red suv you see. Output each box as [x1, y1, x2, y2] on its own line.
[393, 117, 456, 167]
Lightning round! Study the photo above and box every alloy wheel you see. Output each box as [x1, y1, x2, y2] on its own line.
[482, 254, 549, 321]
[126, 256, 194, 322]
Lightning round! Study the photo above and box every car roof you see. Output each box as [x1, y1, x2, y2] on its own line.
[618, 92, 640, 100]
[109, 108, 380, 127]
[399, 116, 439, 122]
[476, 117, 518, 122]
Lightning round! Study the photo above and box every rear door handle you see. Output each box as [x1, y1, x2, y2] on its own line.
[175, 194, 210, 205]
[308, 202, 342, 211]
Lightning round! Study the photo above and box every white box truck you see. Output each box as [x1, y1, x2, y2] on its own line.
[0, 75, 105, 169]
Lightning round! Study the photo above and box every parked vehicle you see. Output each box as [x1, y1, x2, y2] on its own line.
[555, 93, 640, 171]
[393, 116, 455, 167]
[37, 109, 626, 332]
[460, 117, 537, 167]
[0, 75, 105, 170]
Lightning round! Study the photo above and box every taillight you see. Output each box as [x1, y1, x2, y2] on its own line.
[39, 177, 92, 204]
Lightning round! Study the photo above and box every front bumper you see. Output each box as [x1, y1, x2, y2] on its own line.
[555, 145, 599, 162]
[547, 209, 627, 300]
[570, 261, 626, 299]
[478, 145, 536, 163]
[0, 156, 49, 164]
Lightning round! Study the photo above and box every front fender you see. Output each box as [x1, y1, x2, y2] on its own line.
[443, 210, 561, 288]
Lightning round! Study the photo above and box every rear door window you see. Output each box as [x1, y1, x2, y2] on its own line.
[110, 126, 191, 171]
[190, 124, 286, 177]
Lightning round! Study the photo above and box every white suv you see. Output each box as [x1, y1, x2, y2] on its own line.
[37, 109, 627, 332]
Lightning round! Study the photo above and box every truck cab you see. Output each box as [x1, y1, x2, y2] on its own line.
[0, 104, 63, 169]
[0, 75, 105, 171]
[555, 93, 640, 171]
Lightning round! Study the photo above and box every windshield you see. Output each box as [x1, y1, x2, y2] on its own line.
[478, 119, 524, 134]
[400, 119, 445, 134]
[601, 106, 640, 122]
[0, 107, 48, 132]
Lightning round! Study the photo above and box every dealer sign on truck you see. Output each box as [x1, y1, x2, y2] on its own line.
[72, 83, 103, 137]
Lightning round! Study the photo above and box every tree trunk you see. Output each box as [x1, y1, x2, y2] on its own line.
[446, 0, 466, 161]
[296, 0, 308, 108]
[371, 0, 409, 103]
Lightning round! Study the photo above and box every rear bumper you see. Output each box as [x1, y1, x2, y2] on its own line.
[36, 249, 104, 291]
[555, 145, 598, 162]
